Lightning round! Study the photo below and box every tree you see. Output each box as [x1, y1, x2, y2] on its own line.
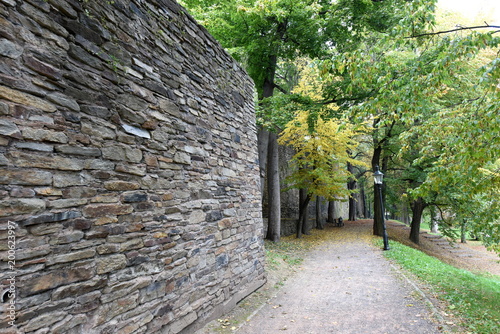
[278, 110, 366, 237]
[320, 0, 500, 247]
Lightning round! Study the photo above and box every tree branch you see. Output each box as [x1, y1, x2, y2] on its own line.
[409, 24, 500, 38]
[273, 83, 289, 95]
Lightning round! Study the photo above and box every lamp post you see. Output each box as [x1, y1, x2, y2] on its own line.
[374, 166, 390, 251]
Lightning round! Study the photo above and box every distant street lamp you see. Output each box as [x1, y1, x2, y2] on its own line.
[374, 166, 390, 251]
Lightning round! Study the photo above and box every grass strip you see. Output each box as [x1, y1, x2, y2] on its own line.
[378, 239, 500, 333]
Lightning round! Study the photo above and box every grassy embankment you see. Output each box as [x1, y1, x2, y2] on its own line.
[378, 239, 500, 333]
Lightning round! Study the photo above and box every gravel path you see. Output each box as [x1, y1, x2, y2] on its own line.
[236, 221, 443, 334]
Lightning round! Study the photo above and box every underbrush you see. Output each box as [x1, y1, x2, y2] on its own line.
[378, 239, 500, 333]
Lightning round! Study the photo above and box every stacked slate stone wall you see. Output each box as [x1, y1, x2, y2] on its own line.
[0, 0, 265, 333]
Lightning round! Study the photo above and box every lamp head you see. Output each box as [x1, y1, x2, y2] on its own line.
[374, 165, 384, 185]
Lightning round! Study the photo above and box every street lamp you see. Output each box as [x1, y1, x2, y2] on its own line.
[374, 166, 390, 251]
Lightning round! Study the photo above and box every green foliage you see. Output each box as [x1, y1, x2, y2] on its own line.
[380, 240, 500, 333]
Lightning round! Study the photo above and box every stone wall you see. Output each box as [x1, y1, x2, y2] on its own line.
[0, 0, 265, 333]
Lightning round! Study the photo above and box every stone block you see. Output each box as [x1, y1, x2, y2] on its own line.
[96, 244, 120, 255]
[49, 230, 85, 245]
[81, 120, 116, 140]
[84, 159, 116, 170]
[68, 44, 103, 69]
[0, 38, 23, 58]
[20, 2, 69, 37]
[96, 292, 139, 326]
[121, 124, 151, 139]
[46, 248, 96, 265]
[30, 223, 63, 236]
[23, 55, 63, 82]
[23, 311, 67, 332]
[0, 198, 46, 217]
[10, 187, 36, 197]
[47, 0, 78, 19]
[81, 105, 112, 118]
[52, 277, 107, 300]
[22, 210, 81, 226]
[101, 145, 126, 161]
[119, 238, 144, 252]
[14, 141, 54, 151]
[96, 254, 127, 274]
[21, 127, 68, 143]
[0, 153, 8, 165]
[125, 147, 143, 163]
[48, 198, 88, 209]
[62, 187, 97, 198]
[0, 169, 53, 185]
[14, 245, 51, 261]
[46, 92, 80, 111]
[122, 191, 148, 203]
[53, 173, 89, 187]
[115, 163, 147, 176]
[51, 314, 87, 334]
[55, 145, 101, 156]
[0, 119, 21, 138]
[83, 203, 133, 218]
[11, 150, 85, 170]
[20, 262, 95, 297]
[0, 85, 56, 112]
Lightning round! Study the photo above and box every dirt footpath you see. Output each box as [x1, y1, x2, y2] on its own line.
[232, 221, 442, 334]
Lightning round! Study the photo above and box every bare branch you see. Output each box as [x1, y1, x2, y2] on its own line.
[409, 24, 500, 38]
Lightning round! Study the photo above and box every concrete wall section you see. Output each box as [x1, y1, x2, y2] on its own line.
[0, 0, 265, 333]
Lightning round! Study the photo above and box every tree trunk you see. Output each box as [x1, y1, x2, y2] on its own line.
[257, 127, 269, 195]
[297, 194, 312, 238]
[316, 196, 323, 229]
[461, 219, 467, 243]
[328, 200, 335, 224]
[347, 162, 357, 221]
[262, 53, 281, 242]
[266, 131, 281, 242]
[299, 188, 310, 235]
[402, 201, 410, 226]
[409, 197, 426, 244]
[430, 206, 439, 233]
[372, 147, 383, 236]
[359, 186, 367, 219]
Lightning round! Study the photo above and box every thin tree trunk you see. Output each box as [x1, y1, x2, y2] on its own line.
[430, 206, 438, 233]
[409, 197, 426, 244]
[316, 196, 323, 229]
[360, 186, 368, 219]
[297, 194, 311, 238]
[402, 201, 410, 226]
[300, 188, 310, 235]
[347, 162, 357, 221]
[257, 127, 269, 195]
[328, 200, 335, 224]
[266, 131, 281, 242]
[461, 219, 467, 243]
